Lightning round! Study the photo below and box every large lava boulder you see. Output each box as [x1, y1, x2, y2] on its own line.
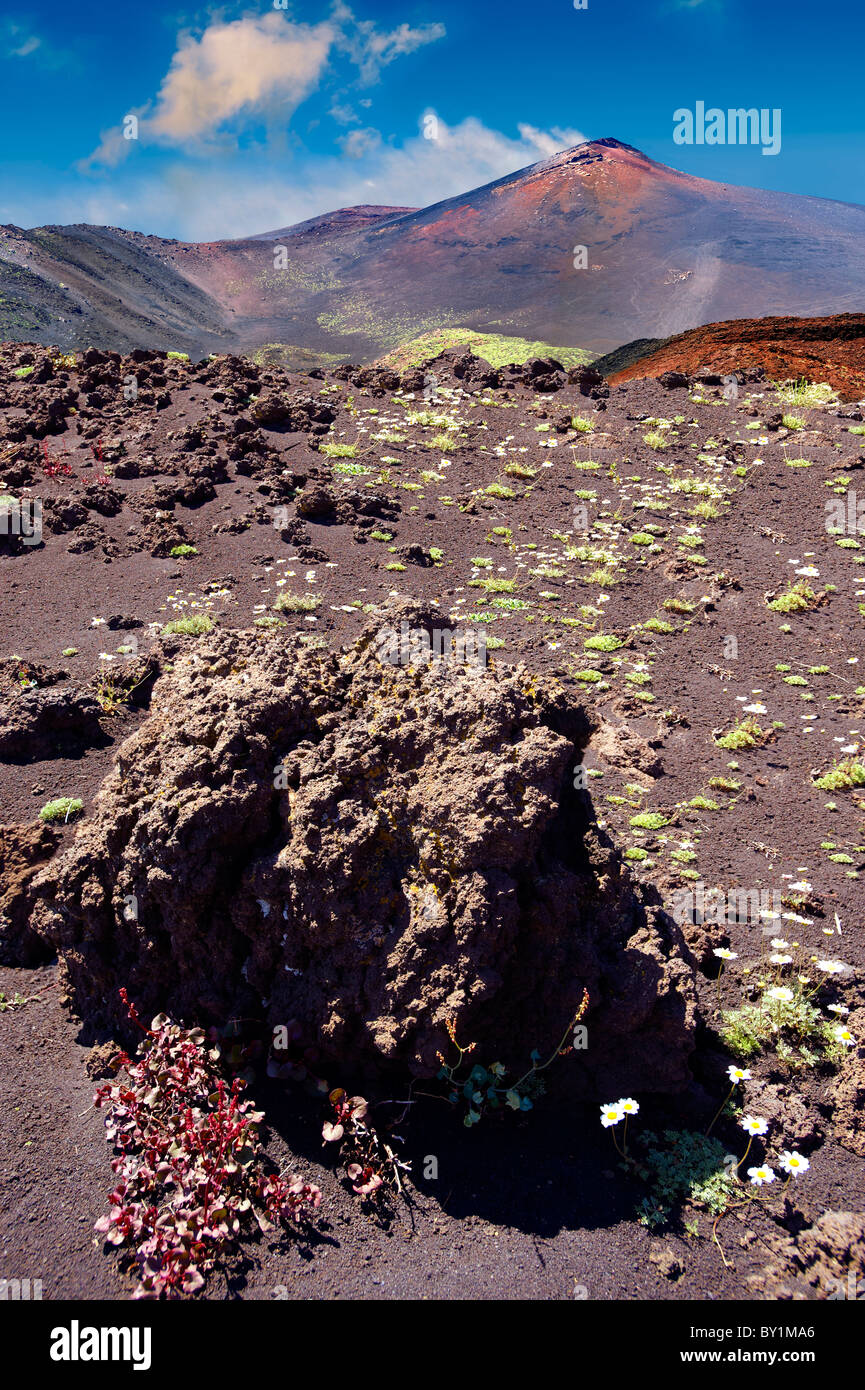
[31, 607, 697, 1097]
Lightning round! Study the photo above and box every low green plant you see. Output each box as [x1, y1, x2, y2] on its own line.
[812, 758, 865, 792]
[721, 992, 839, 1069]
[161, 615, 215, 636]
[714, 717, 766, 751]
[39, 796, 83, 824]
[635, 1130, 738, 1227]
[320, 441, 358, 458]
[773, 379, 836, 408]
[469, 576, 516, 593]
[273, 592, 322, 613]
[428, 994, 589, 1127]
[629, 811, 669, 830]
[767, 580, 819, 614]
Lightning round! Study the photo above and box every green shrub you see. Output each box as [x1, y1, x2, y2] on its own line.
[629, 811, 669, 830]
[767, 581, 818, 614]
[39, 797, 83, 824]
[813, 759, 865, 792]
[714, 717, 765, 751]
[273, 592, 322, 613]
[161, 615, 215, 636]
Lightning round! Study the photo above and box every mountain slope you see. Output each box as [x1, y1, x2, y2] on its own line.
[0, 223, 232, 356]
[3, 138, 865, 360]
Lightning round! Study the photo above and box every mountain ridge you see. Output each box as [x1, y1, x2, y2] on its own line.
[2, 137, 864, 362]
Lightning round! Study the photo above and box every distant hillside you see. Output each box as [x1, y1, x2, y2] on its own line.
[607, 312, 865, 400]
[376, 327, 596, 372]
[591, 337, 668, 378]
[3, 138, 865, 362]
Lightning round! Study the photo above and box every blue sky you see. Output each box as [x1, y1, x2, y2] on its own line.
[1, 0, 862, 240]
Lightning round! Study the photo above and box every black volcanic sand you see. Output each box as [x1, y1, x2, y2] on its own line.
[1, 343, 864, 1301]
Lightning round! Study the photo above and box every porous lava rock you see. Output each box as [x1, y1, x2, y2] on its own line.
[31, 606, 697, 1096]
[0, 821, 60, 964]
[828, 1005, 865, 1156]
[749, 1211, 865, 1300]
[0, 684, 106, 762]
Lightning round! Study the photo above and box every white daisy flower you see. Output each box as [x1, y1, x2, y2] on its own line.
[764, 986, 794, 1003]
[618, 1097, 639, 1115]
[747, 1165, 775, 1186]
[727, 1065, 751, 1083]
[834, 1026, 856, 1047]
[600, 1102, 625, 1128]
[778, 1151, 809, 1177]
[740, 1115, 769, 1136]
[713, 947, 737, 960]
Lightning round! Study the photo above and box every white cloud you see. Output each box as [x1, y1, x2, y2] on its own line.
[338, 126, 383, 159]
[82, 6, 446, 168]
[329, 102, 361, 126]
[148, 13, 334, 144]
[11, 34, 40, 58]
[334, 8, 447, 84]
[515, 123, 588, 159]
[56, 115, 589, 241]
[1, 19, 53, 62]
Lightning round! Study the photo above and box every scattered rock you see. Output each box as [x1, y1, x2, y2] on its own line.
[85, 1040, 123, 1079]
[741, 1077, 824, 1150]
[649, 1246, 685, 1280]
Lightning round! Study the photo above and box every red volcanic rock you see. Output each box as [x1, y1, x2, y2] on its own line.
[610, 313, 865, 401]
